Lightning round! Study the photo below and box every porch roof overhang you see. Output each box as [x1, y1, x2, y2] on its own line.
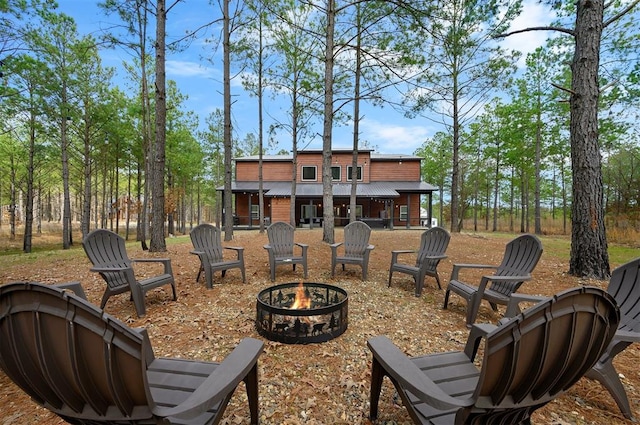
[220, 181, 436, 197]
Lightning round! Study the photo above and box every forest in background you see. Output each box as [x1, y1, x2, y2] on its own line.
[1, 1, 639, 277]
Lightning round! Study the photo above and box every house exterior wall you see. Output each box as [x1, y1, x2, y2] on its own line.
[232, 150, 431, 228]
[236, 161, 292, 181]
[369, 160, 421, 181]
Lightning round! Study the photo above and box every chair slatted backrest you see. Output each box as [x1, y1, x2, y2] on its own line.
[468, 286, 619, 423]
[0, 282, 154, 421]
[343, 221, 371, 257]
[83, 229, 133, 291]
[608, 257, 640, 334]
[267, 222, 296, 257]
[490, 234, 543, 296]
[416, 227, 450, 270]
[190, 223, 224, 263]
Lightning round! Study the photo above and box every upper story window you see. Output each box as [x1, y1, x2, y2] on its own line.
[347, 165, 363, 181]
[301, 165, 317, 181]
[331, 166, 341, 181]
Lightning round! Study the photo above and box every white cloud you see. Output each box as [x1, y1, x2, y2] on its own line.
[357, 118, 433, 154]
[501, 1, 556, 68]
[166, 60, 213, 78]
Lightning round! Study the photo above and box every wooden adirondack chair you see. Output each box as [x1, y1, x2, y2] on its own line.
[190, 223, 246, 288]
[368, 286, 620, 425]
[443, 233, 543, 326]
[330, 221, 375, 281]
[388, 227, 450, 296]
[82, 228, 177, 317]
[264, 221, 308, 281]
[0, 281, 264, 425]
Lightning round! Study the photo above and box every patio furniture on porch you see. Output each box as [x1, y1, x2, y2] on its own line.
[330, 221, 375, 281]
[190, 223, 246, 288]
[443, 233, 543, 326]
[264, 221, 309, 281]
[367, 286, 619, 424]
[388, 227, 450, 296]
[82, 228, 177, 318]
[0, 281, 264, 425]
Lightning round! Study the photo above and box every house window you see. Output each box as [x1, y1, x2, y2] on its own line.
[347, 165, 363, 181]
[331, 166, 341, 181]
[399, 205, 408, 221]
[251, 204, 259, 220]
[301, 165, 317, 181]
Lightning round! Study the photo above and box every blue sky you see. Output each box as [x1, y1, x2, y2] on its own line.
[56, 0, 552, 155]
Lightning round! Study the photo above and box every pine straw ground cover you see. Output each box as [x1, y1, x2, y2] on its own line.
[0, 229, 638, 425]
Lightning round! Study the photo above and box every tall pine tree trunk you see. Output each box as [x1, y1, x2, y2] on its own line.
[150, 0, 167, 251]
[569, 0, 609, 278]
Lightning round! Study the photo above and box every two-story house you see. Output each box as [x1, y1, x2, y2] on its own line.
[221, 149, 436, 229]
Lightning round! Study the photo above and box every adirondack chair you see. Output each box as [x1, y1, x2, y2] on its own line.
[388, 227, 450, 296]
[0, 281, 264, 425]
[583, 258, 640, 420]
[330, 221, 375, 281]
[82, 228, 177, 317]
[443, 233, 543, 326]
[190, 223, 246, 288]
[264, 221, 308, 281]
[368, 286, 620, 425]
[503, 258, 640, 420]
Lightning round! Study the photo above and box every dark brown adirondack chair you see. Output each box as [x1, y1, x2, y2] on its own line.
[0, 281, 264, 425]
[264, 221, 308, 281]
[443, 233, 543, 326]
[190, 223, 246, 288]
[584, 257, 640, 420]
[388, 227, 450, 296]
[330, 221, 375, 281]
[82, 228, 177, 317]
[368, 286, 620, 425]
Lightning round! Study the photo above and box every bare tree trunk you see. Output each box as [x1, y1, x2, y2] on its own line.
[223, 0, 234, 241]
[61, 83, 72, 249]
[150, 0, 167, 251]
[569, 0, 609, 278]
[321, 0, 336, 244]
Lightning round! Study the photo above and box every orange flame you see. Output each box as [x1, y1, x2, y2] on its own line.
[290, 282, 311, 309]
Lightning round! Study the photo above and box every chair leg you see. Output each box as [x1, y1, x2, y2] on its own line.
[466, 293, 480, 326]
[434, 271, 442, 290]
[388, 270, 393, 287]
[586, 360, 635, 420]
[369, 357, 385, 421]
[244, 363, 260, 425]
[443, 289, 450, 309]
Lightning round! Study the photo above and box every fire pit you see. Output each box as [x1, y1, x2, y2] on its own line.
[256, 282, 348, 344]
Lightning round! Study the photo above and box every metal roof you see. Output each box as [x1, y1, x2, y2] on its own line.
[221, 181, 436, 197]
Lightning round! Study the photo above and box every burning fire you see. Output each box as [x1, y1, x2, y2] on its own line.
[290, 282, 311, 309]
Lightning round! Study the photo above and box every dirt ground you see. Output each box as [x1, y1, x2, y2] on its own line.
[0, 228, 638, 424]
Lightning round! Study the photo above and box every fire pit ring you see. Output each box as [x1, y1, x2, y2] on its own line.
[256, 282, 348, 344]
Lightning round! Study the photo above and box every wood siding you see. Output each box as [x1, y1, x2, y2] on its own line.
[369, 160, 421, 181]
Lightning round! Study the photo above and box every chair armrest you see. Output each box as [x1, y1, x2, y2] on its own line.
[223, 246, 244, 252]
[615, 330, 640, 344]
[190, 250, 204, 255]
[55, 281, 87, 300]
[463, 323, 498, 360]
[390, 250, 417, 263]
[367, 336, 473, 410]
[329, 242, 343, 253]
[504, 293, 548, 317]
[450, 263, 498, 281]
[132, 258, 172, 274]
[153, 338, 264, 419]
